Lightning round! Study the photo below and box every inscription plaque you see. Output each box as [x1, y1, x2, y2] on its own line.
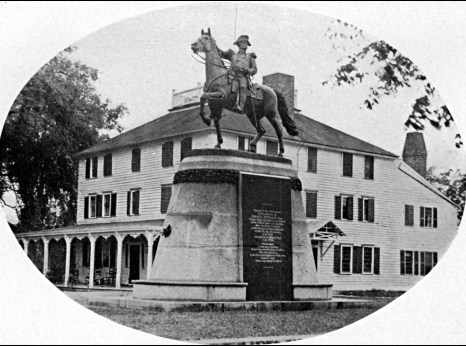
[242, 173, 293, 301]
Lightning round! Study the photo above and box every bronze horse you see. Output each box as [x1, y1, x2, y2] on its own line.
[191, 29, 298, 156]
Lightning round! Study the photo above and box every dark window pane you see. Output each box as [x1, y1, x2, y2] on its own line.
[132, 190, 140, 215]
[162, 141, 174, 167]
[238, 136, 245, 151]
[180, 137, 192, 161]
[266, 141, 278, 155]
[306, 192, 317, 218]
[343, 153, 353, 177]
[308, 147, 317, 173]
[425, 252, 433, 275]
[425, 207, 433, 227]
[161, 185, 172, 214]
[342, 197, 348, 220]
[132, 148, 141, 172]
[92, 156, 98, 178]
[405, 251, 413, 275]
[104, 153, 112, 176]
[364, 156, 374, 179]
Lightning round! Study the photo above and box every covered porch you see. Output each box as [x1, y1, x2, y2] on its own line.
[16, 220, 164, 289]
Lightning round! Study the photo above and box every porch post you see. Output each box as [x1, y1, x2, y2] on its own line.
[23, 238, 30, 257]
[116, 234, 123, 288]
[89, 235, 96, 289]
[145, 231, 155, 279]
[64, 236, 72, 287]
[42, 237, 50, 275]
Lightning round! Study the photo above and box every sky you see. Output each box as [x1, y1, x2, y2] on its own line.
[67, 2, 466, 174]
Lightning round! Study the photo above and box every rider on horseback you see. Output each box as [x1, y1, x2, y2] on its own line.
[218, 35, 257, 114]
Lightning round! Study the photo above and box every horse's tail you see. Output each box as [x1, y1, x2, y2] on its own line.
[274, 90, 299, 136]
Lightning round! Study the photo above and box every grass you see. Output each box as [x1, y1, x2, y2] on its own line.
[87, 304, 393, 341]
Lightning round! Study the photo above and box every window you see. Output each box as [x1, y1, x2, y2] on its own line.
[405, 205, 414, 226]
[342, 153, 353, 177]
[103, 153, 112, 176]
[89, 195, 97, 218]
[335, 195, 353, 221]
[161, 184, 172, 214]
[162, 141, 174, 167]
[306, 192, 317, 218]
[364, 156, 374, 179]
[266, 140, 278, 156]
[400, 250, 438, 276]
[132, 148, 141, 172]
[85, 156, 98, 178]
[358, 197, 375, 222]
[334, 245, 380, 275]
[127, 190, 140, 215]
[307, 147, 317, 173]
[180, 137, 192, 161]
[420, 206, 437, 228]
[341, 245, 353, 274]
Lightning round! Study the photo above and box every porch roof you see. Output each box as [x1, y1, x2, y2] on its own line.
[307, 220, 346, 239]
[14, 219, 165, 240]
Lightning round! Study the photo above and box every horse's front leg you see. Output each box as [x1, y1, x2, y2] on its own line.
[199, 97, 211, 126]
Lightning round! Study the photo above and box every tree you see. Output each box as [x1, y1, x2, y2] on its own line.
[426, 167, 465, 223]
[0, 47, 127, 232]
[324, 20, 461, 148]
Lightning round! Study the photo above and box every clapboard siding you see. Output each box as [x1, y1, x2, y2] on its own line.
[78, 129, 458, 290]
[77, 132, 214, 224]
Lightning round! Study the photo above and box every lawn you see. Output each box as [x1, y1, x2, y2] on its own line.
[88, 302, 393, 342]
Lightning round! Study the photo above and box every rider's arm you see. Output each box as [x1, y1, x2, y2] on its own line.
[248, 53, 257, 76]
[218, 48, 234, 61]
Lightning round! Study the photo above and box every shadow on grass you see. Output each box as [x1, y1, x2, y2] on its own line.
[88, 305, 389, 341]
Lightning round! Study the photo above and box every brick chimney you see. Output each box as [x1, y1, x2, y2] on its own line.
[263, 73, 294, 113]
[402, 132, 427, 178]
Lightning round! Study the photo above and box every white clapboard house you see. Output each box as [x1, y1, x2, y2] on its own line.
[16, 73, 458, 292]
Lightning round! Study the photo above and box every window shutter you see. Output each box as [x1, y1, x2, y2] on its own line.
[306, 192, 317, 218]
[368, 199, 375, 223]
[347, 197, 354, 221]
[420, 207, 425, 227]
[343, 153, 353, 177]
[433, 252, 438, 267]
[96, 195, 102, 217]
[132, 148, 141, 172]
[180, 137, 193, 161]
[405, 205, 410, 226]
[414, 251, 419, 275]
[92, 156, 98, 177]
[127, 191, 131, 215]
[84, 197, 89, 219]
[374, 248, 380, 274]
[420, 252, 425, 276]
[333, 245, 341, 274]
[353, 246, 362, 274]
[308, 147, 317, 173]
[334, 196, 341, 220]
[433, 208, 438, 228]
[133, 190, 140, 215]
[85, 158, 90, 179]
[110, 193, 117, 217]
[104, 153, 112, 176]
[409, 205, 414, 226]
[400, 250, 405, 275]
[238, 136, 245, 151]
[162, 141, 174, 167]
[358, 198, 363, 221]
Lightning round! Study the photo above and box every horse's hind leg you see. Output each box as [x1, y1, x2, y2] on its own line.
[248, 119, 266, 154]
[267, 112, 285, 156]
[213, 117, 223, 149]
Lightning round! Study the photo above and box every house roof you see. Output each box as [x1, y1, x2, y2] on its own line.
[74, 105, 398, 158]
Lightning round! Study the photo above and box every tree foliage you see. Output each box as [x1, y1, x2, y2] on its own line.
[0, 47, 127, 232]
[426, 167, 465, 223]
[324, 20, 461, 148]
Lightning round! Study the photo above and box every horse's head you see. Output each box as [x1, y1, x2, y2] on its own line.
[191, 28, 217, 54]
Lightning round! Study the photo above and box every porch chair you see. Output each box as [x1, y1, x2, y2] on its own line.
[103, 268, 116, 286]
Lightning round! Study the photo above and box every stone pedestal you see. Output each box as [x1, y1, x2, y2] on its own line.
[133, 149, 332, 301]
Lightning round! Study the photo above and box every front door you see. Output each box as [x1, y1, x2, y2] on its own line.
[129, 245, 140, 283]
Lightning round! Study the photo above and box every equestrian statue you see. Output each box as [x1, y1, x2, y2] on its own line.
[191, 28, 298, 156]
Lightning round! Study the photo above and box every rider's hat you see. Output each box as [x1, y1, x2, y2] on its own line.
[233, 35, 251, 46]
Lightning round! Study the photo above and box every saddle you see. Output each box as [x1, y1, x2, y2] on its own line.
[229, 78, 263, 101]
